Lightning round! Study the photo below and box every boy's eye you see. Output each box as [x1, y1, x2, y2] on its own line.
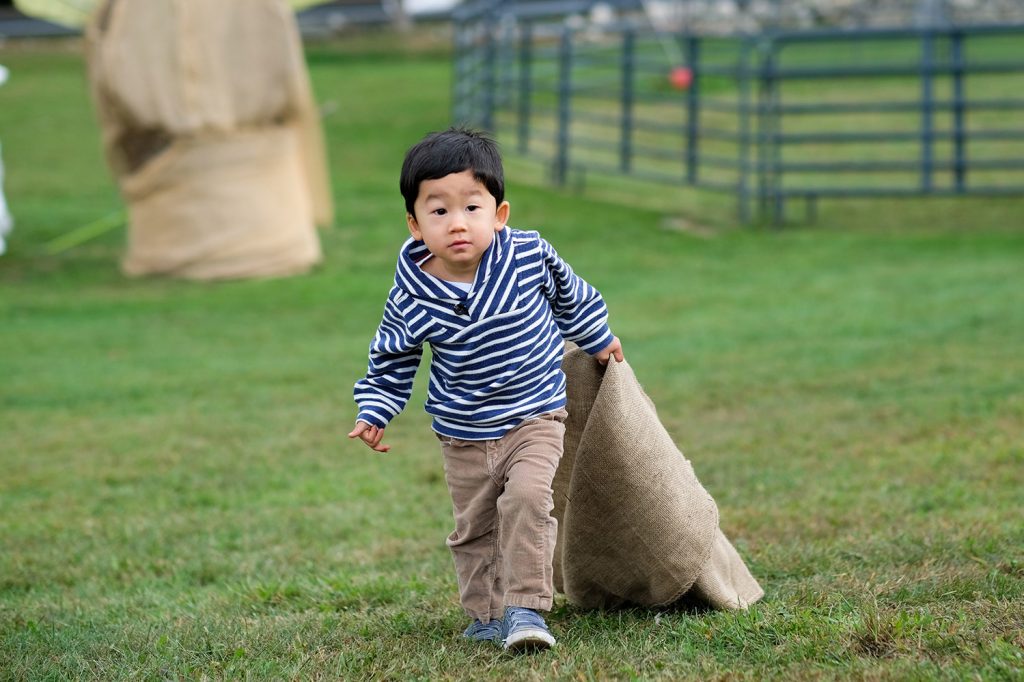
[466, 205, 480, 212]
[432, 208, 447, 216]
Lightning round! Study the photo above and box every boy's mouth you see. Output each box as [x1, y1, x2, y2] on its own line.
[450, 240, 471, 248]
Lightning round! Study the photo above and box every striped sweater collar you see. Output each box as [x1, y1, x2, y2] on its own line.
[395, 227, 510, 301]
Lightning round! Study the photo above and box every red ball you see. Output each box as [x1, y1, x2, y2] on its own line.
[669, 66, 693, 91]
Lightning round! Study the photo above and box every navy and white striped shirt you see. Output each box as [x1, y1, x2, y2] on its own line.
[354, 227, 613, 440]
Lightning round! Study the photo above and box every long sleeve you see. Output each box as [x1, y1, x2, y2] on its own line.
[539, 238, 615, 354]
[353, 287, 425, 428]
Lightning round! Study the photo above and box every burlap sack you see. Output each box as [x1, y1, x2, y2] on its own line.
[85, 0, 333, 280]
[554, 345, 764, 610]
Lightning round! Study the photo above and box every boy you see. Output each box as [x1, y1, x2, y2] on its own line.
[349, 128, 623, 651]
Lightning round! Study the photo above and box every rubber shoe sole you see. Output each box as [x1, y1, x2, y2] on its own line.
[502, 627, 556, 652]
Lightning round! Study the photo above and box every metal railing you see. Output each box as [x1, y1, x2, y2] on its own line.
[453, 2, 1024, 224]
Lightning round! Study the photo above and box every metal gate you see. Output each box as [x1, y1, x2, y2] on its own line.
[453, 1, 1024, 224]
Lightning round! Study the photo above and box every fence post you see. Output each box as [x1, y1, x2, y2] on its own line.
[951, 29, 966, 192]
[518, 21, 533, 155]
[620, 30, 635, 173]
[766, 42, 784, 226]
[756, 39, 782, 225]
[498, 16, 516, 111]
[451, 14, 469, 123]
[737, 38, 753, 224]
[554, 26, 573, 186]
[919, 29, 936, 193]
[685, 35, 700, 185]
[482, 20, 497, 133]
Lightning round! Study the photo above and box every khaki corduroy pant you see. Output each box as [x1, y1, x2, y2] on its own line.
[437, 409, 567, 623]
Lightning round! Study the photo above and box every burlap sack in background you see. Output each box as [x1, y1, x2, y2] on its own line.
[554, 345, 764, 610]
[86, 0, 333, 280]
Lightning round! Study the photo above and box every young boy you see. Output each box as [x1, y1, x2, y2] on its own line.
[349, 128, 623, 651]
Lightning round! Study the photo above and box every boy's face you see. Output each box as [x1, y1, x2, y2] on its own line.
[407, 169, 510, 282]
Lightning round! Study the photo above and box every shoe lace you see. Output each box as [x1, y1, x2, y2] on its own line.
[506, 607, 546, 631]
[470, 619, 501, 635]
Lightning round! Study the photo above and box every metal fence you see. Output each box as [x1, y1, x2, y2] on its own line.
[453, 2, 1024, 224]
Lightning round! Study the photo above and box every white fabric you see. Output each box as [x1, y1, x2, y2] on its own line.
[0, 146, 10, 256]
[0, 62, 11, 255]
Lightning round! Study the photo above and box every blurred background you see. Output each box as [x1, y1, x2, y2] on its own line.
[1, 1, 1021, 679]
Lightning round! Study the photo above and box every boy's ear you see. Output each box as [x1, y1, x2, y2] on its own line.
[406, 212, 422, 241]
[494, 201, 510, 231]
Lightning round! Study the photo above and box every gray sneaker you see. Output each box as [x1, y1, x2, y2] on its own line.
[501, 606, 556, 652]
[463, 618, 503, 643]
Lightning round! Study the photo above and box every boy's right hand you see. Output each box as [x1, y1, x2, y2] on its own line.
[348, 420, 391, 453]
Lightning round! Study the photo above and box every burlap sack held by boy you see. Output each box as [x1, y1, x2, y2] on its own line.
[554, 345, 764, 611]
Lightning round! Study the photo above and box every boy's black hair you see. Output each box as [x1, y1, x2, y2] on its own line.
[400, 127, 505, 217]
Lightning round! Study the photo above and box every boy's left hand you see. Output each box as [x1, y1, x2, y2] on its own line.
[595, 336, 624, 365]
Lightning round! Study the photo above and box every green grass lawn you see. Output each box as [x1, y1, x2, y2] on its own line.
[1, 33, 1023, 680]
